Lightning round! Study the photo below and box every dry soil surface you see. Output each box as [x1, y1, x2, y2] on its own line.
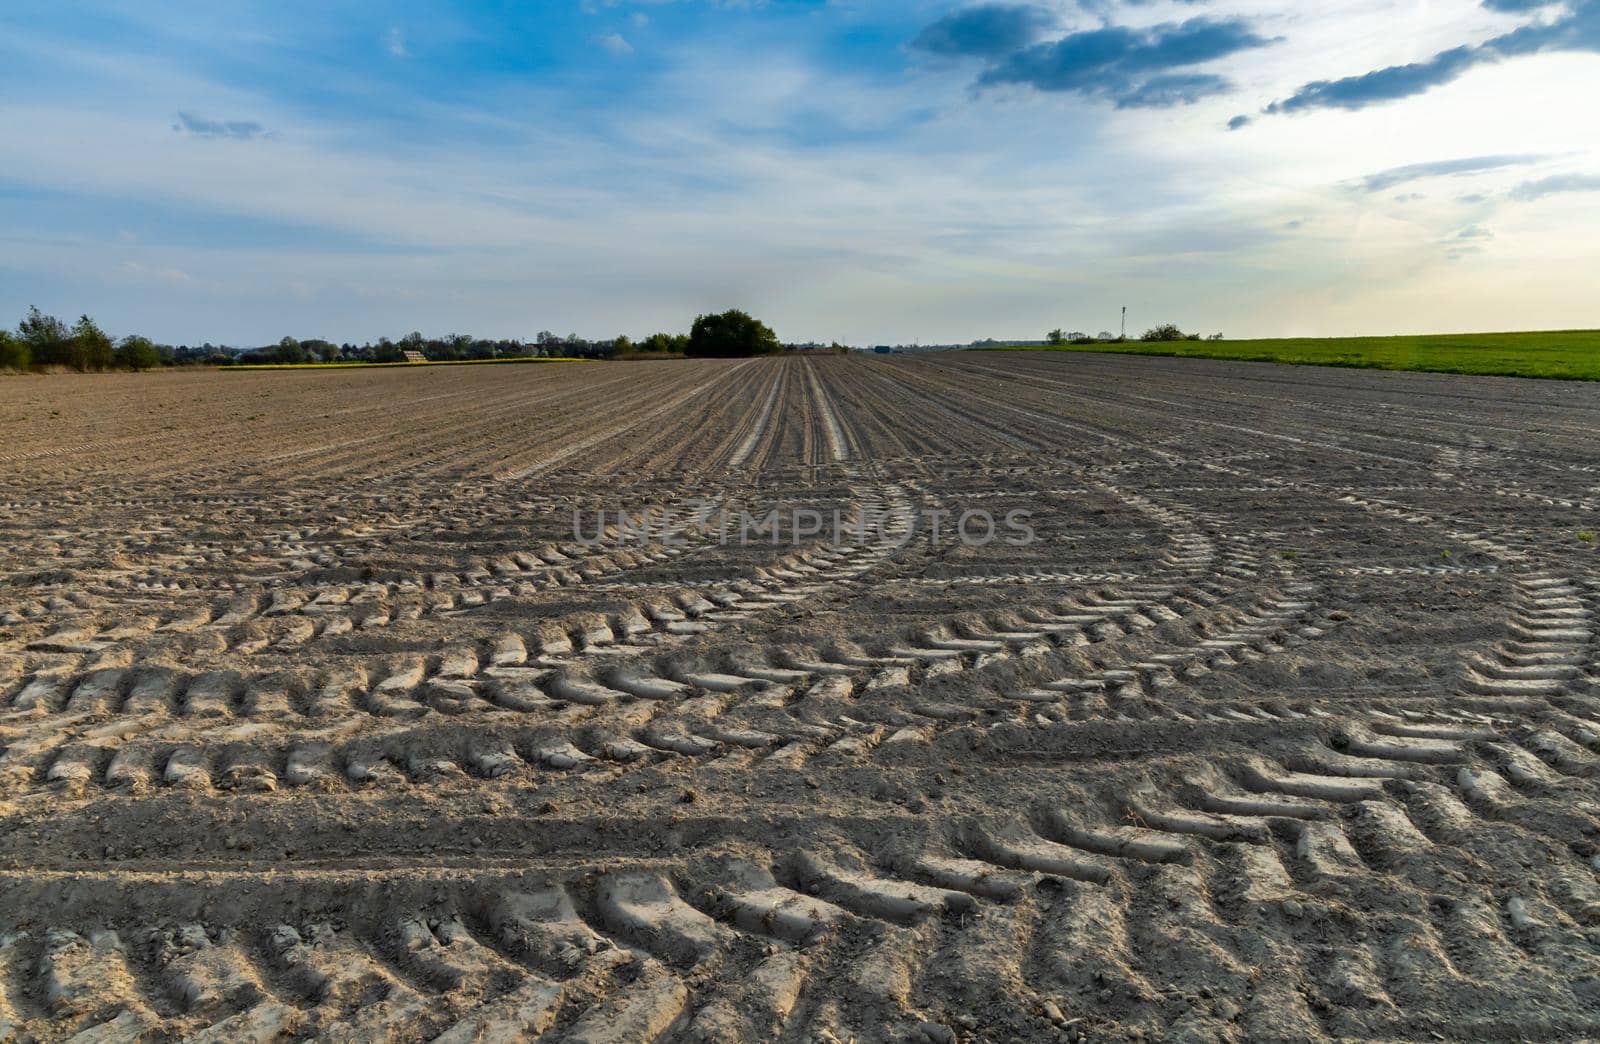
[1, 353, 1598, 1042]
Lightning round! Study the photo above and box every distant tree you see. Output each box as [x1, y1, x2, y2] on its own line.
[1046, 328, 1066, 346]
[613, 335, 633, 355]
[172, 343, 217, 365]
[115, 334, 164, 370]
[1141, 323, 1186, 342]
[1096, 331, 1117, 343]
[640, 332, 689, 354]
[1208, 332, 1225, 341]
[71, 315, 115, 371]
[1069, 332, 1095, 344]
[686, 310, 781, 358]
[371, 337, 404, 364]
[264, 336, 306, 364]
[19, 307, 71, 368]
[0, 329, 29, 371]
[301, 338, 339, 362]
[829, 341, 850, 355]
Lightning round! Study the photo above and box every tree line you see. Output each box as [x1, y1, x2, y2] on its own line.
[0, 309, 638, 371]
[0, 308, 187, 372]
[1, 305, 812, 372]
[1045, 324, 1224, 346]
[233, 309, 789, 363]
[234, 331, 606, 365]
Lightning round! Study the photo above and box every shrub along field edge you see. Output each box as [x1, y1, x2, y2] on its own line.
[223, 357, 590, 371]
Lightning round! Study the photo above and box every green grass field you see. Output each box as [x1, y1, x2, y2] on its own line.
[224, 357, 586, 372]
[990, 330, 1600, 381]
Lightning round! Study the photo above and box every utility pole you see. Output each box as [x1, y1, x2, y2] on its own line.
[1120, 306, 1127, 340]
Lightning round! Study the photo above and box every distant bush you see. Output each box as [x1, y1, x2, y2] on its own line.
[0, 330, 28, 371]
[1070, 333, 1096, 345]
[72, 315, 116, 371]
[687, 310, 781, 358]
[1141, 324, 1187, 342]
[19, 307, 71, 368]
[1046, 328, 1066, 346]
[638, 332, 690, 354]
[115, 335, 166, 370]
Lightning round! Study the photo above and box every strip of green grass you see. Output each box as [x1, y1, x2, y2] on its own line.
[223, 357, 588, 372]
[985, 330, 1600, 381]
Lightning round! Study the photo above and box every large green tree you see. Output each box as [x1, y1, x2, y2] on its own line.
[686, 310, 781, 358]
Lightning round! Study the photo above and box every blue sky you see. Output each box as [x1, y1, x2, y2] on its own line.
[2, 0, 1596, 345]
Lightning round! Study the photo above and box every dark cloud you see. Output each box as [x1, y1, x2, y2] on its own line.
[1268, 46, 1479, 113]
[974, 17, 1274, 107]
[1359, 154, 1548, 192]
[911, 4, 1055, 58]
[1510, 173, 1600, 200]
[173, 112, 267, 140]
[1226, 113, 1252, 130]
[1117, 72, 1232, 108]
[1268, 0, 1600, 114]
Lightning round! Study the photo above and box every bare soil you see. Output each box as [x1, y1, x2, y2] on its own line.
[1, 353, 1597, 1042]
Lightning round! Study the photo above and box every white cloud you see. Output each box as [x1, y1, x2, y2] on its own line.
[119, 260, 193, 284]
[596, 32, 634, 56]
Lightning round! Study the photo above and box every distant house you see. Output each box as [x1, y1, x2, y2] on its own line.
[401, 350, 427, 363]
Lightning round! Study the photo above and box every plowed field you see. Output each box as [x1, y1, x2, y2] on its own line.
[2, 352, 1598, 1042]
